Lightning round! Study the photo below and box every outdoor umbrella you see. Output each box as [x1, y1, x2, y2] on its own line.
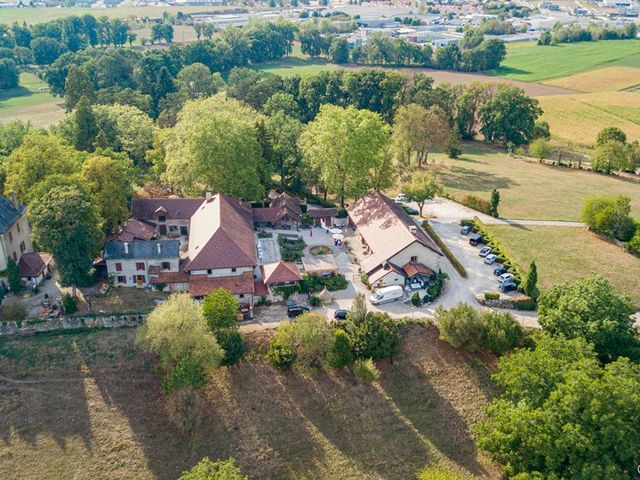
[332, 233, 345, 241]
[329, 228, 343, 234]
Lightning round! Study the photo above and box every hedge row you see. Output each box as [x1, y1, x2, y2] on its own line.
[422, 220, 468, 278]
[471, 216, 525, 285]
[455, 194, 492, 216]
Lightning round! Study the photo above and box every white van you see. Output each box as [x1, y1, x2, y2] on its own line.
[370, 285, 404, 305]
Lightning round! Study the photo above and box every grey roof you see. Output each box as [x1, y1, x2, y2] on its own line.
[0, 196, 25, 233]
[103, 240, 180, 260]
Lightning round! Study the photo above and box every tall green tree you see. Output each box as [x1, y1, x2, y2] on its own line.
[523, 260, 538, 299]
[402, 172, 442, 216]
[72, 96, 98, 152]
[28, 186, 104, 294]
[490, 188, 500, 218]
[581, 195, 635, 241]
[80, 154, 133, 233]
[201, 288, 240, 330]
[64, 66, 94, 111]
[300, 104, 392, 206]
[162, 94, 265, 199]
[480, 86, 542, 146]
[392, 103, 450, 167]
[537, 274, 638, 362]
[6, 257, 21, 293]
[263, 112, 304, 192]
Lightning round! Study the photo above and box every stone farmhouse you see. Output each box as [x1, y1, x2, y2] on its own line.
[0, 193, 33, 272]
[348, 191, 444, 289]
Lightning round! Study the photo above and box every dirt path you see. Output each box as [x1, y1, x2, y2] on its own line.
[339, 64, 578, 97]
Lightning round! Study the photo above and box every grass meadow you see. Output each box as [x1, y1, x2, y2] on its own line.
[0, 324, 500, 480]
[489, 225, 640, 304]
[491, 40, 640, 82]
[429, 143, 640, 221]
[543, 66, 640, 92]
[536, 91, 640, 146]
[0, 71, 65, 127]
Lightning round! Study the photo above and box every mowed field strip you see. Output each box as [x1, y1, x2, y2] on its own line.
[430, 144, 640, 221]
[491, 40, 640, 82]
[0, 72, 65, 127]
[537, 91, 640, 145]
[489, 225, 640, 304]
[543, 66, 640, 92]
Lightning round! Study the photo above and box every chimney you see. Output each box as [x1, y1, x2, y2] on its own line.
[124, 242, 129, 255]
[157, 243, 162, 254]
[10, 190, 18, 209]
[409, 225, 418, 234]
[205, 190, 212, 202]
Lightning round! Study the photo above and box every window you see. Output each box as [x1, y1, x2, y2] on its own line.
[161, 261, 170, 270]
[410, 256, 418, 263]
[207, 269, 212, 275]
[117, 275, 127, 284]
[158, 215, 166, 223]
[169, 225, 178, 232]
[115, 262, 122, 272]
[231, 267, 237, 273]
[239, 294, 244, 299]
[180, 226, 188, 236]
[19, 241, 25, 253]
[16, 222, 20, 233]
[8, 231, 12, 242]
[136, 262, 145, 271]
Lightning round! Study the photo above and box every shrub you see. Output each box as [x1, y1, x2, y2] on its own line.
[6, 257, 21, 293]
[61, 293, 78, 314]
[330, 329, 353, 369]
[581, 195, 636, 241]
[308, 295, 322, 307]
[436, 304, 485, 351]
[163, 355, 208, 394]
[266, 321, 297, 369]
[293, 313, 334, 369]
[271, 284, 299, 300]
[179, 457, 249, 480]
[215, 328, 245, 366]
[349, 312, 400, 360]
[514, 298, 537, 311]
[0, 299, 27, 322]
[457, 194, 492, 215]
[353, 358, 380, 385]
[484, 292, 500, 300]
[627, 227, 640, 256]
[411, 292, 422, 307]
[596, 126, 626, 146]
[202, 288, 240, 329]
[482, 310, 523, 354]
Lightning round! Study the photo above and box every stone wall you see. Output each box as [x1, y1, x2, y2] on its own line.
[0, 314, 146, 337]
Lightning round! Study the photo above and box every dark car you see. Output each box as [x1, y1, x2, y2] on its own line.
[469, 233, 482, 246]
[401, 205, 419, 215]
[494, 266, 507, 276]
[500, 281, 518, 293]
[461, 225, 472, 235]
[287, 305, 310, 318]
[333, 309, 348, 320]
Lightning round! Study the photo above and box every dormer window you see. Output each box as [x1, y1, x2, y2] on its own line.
[158, 215, 166, 223]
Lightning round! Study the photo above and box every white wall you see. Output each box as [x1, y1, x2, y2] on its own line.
[0, 215, 33, 271]
[106, 257, 180, 288]
[389, 242, 443, 272]
[372, 270, 405, 289]
[189, 266, 253, 278]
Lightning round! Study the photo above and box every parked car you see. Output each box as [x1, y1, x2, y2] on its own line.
[494, 266, 507, 276]
[498, 273, 514, 284]
[370, 285, 404, 305]
[287, 305, 310, 318]
[395, 193, 408, 203]
[479, 246, 492, 257]
[469, 234, 482, 246]
[500, 281, 518, 293]
[401, 205, 419, 215]
[461, 225, 472, 235]
[333, 309, 348, 320]
[484, 254, 497, 265]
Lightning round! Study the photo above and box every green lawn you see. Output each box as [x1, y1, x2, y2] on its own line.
[429, 143, 640, 221]
[488, 225, 640, 304]
[251, 56, 336, 78]
[0, 71, 65, 127]
[490, 40, 640, 82]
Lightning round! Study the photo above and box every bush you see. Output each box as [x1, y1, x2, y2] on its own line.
[484, 292, 500, 300]
[482, 310, 523, 354]
[411, 292, 422, 307]
[266, 321, 297, 369]
[353, 358, 380, 385]
[293, 313, 334, 369]
[215, 328, 245, 366]
[330, 329, 353, 369]
[0, 299, 27, 322]
[61, 294, 78, 314]
[202, 288, 240, 329]
[349, 312, 400, 360]
[163, 355, 208, 394]
[457, 194, 492, 215]
[6, 257, 21, 293]
[514, 298, 537, 311]
[627, 227, 640, 256]
[179, 457, 249, 480]
[308, 295, 322, 307]
[581, 195, 636, 241]
[436, 304, 485, 351]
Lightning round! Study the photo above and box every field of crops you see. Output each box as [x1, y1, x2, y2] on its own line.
[544, 66, 640, 92]
[491, 40, 640, 82]
[537, 91, 640, 146]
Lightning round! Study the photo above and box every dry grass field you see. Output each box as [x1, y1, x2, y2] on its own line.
[430, 144, 640, 221]
[536, 91, 640, 146]
[488, 225, 640, 304]
[543, 66, 640, 92]
[0, 325, 500, 480]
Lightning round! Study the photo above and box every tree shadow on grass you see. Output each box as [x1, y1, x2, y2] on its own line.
[441, 166, 517, 192]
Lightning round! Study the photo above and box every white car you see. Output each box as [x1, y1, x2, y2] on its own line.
[498, 273, 514, 284]
[394, 193, 408, 203]
[479, 246, 492, 257]
[484, 254, 497, 265]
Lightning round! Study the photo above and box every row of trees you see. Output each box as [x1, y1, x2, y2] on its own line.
[538, 22, 638, 45]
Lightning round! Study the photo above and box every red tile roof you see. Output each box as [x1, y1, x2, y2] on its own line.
[149, 271, 189, 284]
[261, 261, 302, 285]
[185, 194, 257, 271]
[131, 198, 203, 221]
[308, 207, 338, 218]
[252, 207, 279, 223]
[110, 218, 156, 242]
[403, 262, 434, 279]
[188, 271, 255, 298]
[19, 252, 53, 278]
[254, 278, 269, 297]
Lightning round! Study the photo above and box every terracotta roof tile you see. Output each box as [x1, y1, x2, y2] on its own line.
[131, 198, 203, 221]
[403, 262, 434, 278]
[19, 252, 52, 278]
[261, 262, 302, 285]
[188, 271, 255, 297]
